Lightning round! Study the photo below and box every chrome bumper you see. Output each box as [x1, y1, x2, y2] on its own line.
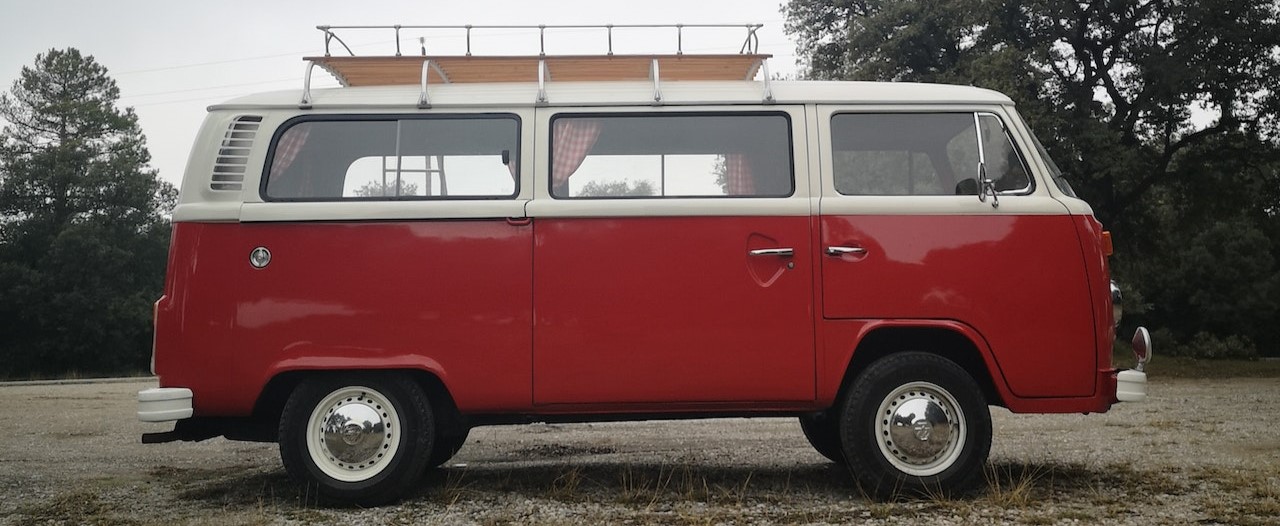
[137, 387, 193, 422]
[1115, 369, 1147, 402]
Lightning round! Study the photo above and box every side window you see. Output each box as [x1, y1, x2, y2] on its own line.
[263, 116, 519, 200]
[549, 113, 793, 198]
[831, 113, 1031, 196]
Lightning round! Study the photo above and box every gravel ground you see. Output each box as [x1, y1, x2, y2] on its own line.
[1, 377, 1277, 525]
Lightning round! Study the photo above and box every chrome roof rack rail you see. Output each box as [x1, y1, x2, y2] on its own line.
[315, 23, 764, 57]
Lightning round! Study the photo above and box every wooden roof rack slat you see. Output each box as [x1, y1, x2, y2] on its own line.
[299, 24, 775, 107]
[306, 54, 771, 87]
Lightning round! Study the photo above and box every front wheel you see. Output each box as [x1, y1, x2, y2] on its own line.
[839, 352, 991, 498]
[798, 413, 844, 464]
[279, 374, 434, 506]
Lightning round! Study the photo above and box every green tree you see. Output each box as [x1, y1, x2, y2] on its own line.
[784, 0, 1280, 355]
[353, 178, 421, 197]
[578, 179, 657, 197]
[0, 48, 176, 377]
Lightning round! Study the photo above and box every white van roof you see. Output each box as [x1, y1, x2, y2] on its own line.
[211, 77, 1013, 110]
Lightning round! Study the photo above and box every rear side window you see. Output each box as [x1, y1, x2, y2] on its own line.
[831, 113, 1031, 196]
[263, 115, 520, 201]
[549, 113, 794, 198]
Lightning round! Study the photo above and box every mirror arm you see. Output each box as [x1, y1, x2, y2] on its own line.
[974, 113, 998, 208]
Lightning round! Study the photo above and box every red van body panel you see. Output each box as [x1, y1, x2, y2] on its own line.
[819, 214, 1097, 398]
[155, 220, 534, 415]
[531, 216, 816, 407]
[156, 212, 1116, 418]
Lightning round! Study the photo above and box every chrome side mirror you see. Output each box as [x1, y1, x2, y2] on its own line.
[979, 174, 999, 208]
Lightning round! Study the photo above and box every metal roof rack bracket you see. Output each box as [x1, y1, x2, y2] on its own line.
[761, 59, 775, 104]
[650, 59, 663, 106]
[300, 60, 315, 109]
[536, 59, 549, 105]
[418, 59, 432, 108]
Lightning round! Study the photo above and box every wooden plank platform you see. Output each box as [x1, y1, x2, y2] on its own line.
[307, 54, 770, 87]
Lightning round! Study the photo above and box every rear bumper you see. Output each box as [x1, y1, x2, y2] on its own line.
[137, 387, 193, 422]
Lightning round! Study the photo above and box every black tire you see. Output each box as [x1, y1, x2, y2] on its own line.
[426, 427, 470, 468]
[799, 413, 845, 463]
[838, 352, 991, 499]
[279, 374, 434, 506]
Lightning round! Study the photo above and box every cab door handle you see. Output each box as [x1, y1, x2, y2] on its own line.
[749, 248, 794, 257]
[825, 246, 867, 256]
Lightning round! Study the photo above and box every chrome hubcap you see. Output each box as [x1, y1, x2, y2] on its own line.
[323, 401, 387, 464]
[307, 387, 401, 482]
[875, 381, 965, 477]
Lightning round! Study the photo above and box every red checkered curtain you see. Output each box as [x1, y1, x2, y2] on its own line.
[726, 153, 756, 196]
[268, 125, 311, 181]
[552, 119, 602, 188]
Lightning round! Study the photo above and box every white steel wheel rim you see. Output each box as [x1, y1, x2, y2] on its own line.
[306, 386, 402, 483]
[874, 381, 966, 477]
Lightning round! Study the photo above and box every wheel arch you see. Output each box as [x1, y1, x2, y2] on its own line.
[254, 366, 464, 440]
[835, 323, 1010, 409]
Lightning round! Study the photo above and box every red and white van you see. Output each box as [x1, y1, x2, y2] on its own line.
[137, 25, 1150, 505]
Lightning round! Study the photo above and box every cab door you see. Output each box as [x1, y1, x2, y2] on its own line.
[816, 108, 1097, 398]
[528, 108, 816, 406]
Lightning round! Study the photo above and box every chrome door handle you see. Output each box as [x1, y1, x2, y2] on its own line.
[749, 248, 794, 257]
[826, 246, 867, 256]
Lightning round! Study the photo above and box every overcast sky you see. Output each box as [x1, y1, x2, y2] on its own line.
[0, 0, 800, 188]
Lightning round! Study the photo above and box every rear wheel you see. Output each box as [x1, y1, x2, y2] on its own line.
[798, 413, 844, 463]
[426, 427, 470, 468]
[279, 374, 434, 506]
[839, 352, 991, 498]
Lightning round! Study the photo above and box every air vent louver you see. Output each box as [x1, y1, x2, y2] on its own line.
[210, 115, 263, 191]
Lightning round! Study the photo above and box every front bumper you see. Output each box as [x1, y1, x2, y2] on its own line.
[1115, 369, 1147, 402]
[137, 387, 193, 422]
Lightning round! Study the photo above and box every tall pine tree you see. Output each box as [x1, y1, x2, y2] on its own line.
[0, 48, 176, 377]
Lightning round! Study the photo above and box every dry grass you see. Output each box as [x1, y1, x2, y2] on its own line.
[15, 459, 1279, 525]
[18, 490, 134, 525]
[982, 462, 1042, 508]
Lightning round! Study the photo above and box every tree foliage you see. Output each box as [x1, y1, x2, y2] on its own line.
[784, 0, 1280, 355]
[353, 178, 421, 198]
[0, 48, 176, 377]
[578, 179, 658, 197]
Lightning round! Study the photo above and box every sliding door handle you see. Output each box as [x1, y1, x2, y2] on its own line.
[825, 246, 867, 256]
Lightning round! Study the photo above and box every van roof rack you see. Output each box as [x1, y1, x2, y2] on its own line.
[308, 54, 771, 86]
[299, 24, 775, 108]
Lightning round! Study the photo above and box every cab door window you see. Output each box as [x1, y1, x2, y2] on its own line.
[831, 113, 1031, 196]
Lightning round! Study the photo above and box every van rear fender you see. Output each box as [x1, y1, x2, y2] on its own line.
[253, 359, 463, 437]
